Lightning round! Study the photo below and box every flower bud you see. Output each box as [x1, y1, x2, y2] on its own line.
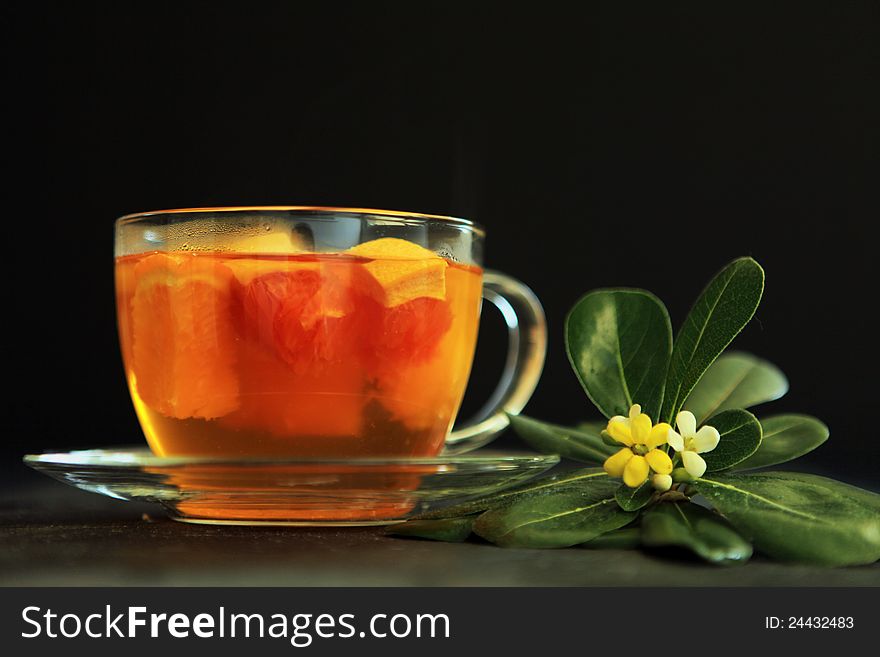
[672, 467, 694, 483]
[652, 474, 673, 491]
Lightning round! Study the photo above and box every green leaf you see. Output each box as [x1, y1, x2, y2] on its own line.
[583, 527, 641, 550]
[414, 469, 609, 520]
[661, 258, 765, 423]
[473, 477, 635, 548]
[701, 409, 762, 472]
[565, 289, 672, 420]
[735, 414, 830, 470]
[695, 472, 880, 566]
[683, 352, 788, 423]
[576, 421, 606, 434]
[387, 516, 476, 542]
[615, 481, 654, 511]
[640, 502, 753, 565]
[509, 414, 616, 463]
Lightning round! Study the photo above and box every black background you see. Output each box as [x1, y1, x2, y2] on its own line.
[3, 2, 878, 484]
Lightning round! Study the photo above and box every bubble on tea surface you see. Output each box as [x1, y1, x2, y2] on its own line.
[438, 230, 473, 264]
[154, 218, 306, 253]
[435, 244, 460, 262]
[230, 229, 305, 254]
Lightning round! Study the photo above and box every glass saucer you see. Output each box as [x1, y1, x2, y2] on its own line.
[23, 448, 558, 526]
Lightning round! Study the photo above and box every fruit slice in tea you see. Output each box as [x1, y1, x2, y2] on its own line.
[234, 259, 361, 373]
[221, 257, 367, 439]
[348, 237, 448, 307]
[348, 238, 457, 433]
[115, 256, 138, 371]
[349, 238, 451, 362]
[374, 296, 454, 363]
[130, 253, 240, 420]
[367, 303, 464, 447]
[234, 262, 321, 354]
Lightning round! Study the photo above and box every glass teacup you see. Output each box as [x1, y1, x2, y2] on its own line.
[115, 207, 546, 459]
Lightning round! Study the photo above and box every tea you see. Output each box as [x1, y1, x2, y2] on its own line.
[115, 238, 483, 458]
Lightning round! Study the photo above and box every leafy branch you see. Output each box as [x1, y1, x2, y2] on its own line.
[388, 258, 880, 567]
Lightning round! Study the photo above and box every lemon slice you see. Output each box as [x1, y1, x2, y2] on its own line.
[348, 238, 447, 307]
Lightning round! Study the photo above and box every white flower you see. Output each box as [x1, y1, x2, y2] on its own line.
[666, 411, 720, 478]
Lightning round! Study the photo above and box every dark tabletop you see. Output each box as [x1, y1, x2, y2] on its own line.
[2, 475, 879, 587]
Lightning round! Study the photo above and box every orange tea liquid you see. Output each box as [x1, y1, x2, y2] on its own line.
[115, 239, 483, 458]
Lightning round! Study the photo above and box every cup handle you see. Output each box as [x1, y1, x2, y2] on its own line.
[444, 270, 547, 454]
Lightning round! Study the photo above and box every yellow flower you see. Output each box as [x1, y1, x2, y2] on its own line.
[603, 404, 674, 488]
[667, 411, 721, 478]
